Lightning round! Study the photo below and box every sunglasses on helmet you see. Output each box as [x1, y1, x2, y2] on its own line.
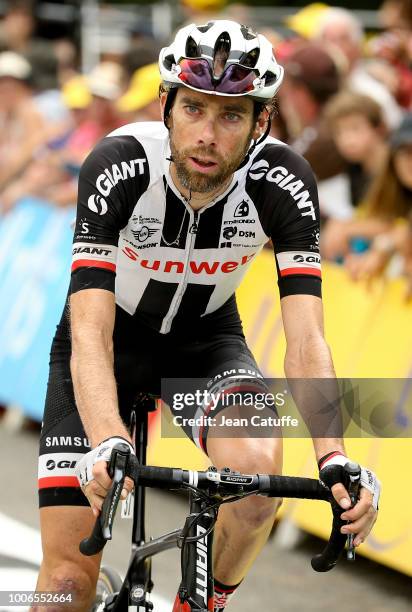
[172, 58, 276, 95]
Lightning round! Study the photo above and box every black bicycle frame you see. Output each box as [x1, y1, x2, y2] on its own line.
[105, 407, 159, 610]
[104, 407, 215, 611]
[176, 491, 215, 611]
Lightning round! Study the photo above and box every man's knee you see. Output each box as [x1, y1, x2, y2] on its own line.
[49, 560, 94, 595]
[208, 437, 283, 529]
[35, 506, 101, 610]
[228, 491, 282, 529]
[33, 559, 96, 611]
[208, 436, 283, 476]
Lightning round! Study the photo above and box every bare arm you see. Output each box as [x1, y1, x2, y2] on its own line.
[281, 294, 345, 462]
[70, 288, 131, 448]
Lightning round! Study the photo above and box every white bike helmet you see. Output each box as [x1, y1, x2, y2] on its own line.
[159, 20, 284, 101]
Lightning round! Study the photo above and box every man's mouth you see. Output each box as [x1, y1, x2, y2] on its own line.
[189, 156, 218, 171]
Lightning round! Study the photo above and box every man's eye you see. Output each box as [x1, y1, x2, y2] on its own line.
[186, 105, 199, 113]
[225, 113, 240, 121]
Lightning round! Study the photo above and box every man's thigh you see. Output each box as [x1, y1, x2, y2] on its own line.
[166, 332, 281, 456]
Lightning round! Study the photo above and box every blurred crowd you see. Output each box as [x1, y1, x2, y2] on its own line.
[1, 0, 412, 295]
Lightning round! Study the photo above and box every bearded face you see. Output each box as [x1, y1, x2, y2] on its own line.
[166, 89, 258, 195]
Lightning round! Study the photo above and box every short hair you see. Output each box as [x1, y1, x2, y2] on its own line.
[324, 90, 385, 130]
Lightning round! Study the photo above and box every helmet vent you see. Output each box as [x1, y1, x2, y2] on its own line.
[186, 36, 200, 58]
[240, 24, 257, 40]
[240, 48, 260, 68]
[163, 54, 175, 70]
[213, 31, 231, 76]
[197, 22, 213, 33]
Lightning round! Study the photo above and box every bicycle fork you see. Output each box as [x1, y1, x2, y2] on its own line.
[175, 491, 215, 612]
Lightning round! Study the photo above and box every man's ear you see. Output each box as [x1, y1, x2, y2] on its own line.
[160, 91, 168, 123]
[252, 107, 269, 141]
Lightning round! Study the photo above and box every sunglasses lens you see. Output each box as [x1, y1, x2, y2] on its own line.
[216, 64, 256, 94]
[178, 58, 214, 90]
[178, 59, 257, 95]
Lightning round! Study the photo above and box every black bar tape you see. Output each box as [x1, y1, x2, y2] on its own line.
[264, 475, 330, 500]
[131, 465, 184, 489]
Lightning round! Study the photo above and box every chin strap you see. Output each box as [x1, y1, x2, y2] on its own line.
[236, 115, 272, 171]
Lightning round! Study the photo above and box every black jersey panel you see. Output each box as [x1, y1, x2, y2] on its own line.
[74, 135, 150, 242]
[170, 283, 216, 330]
[71, 135, 150, 293]
[194, 202, 224, 249]
[134, 279, 178, 326]
[245, 143, 322, 298]
[194, 184, 236, 249]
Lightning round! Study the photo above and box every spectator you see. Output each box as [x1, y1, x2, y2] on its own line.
[0, 50, 49, 195]
[117, 63, 161, 121]
[314, 6, 403, 128]
[320, 91, 388, 222]
[0, 0, 56, 64]
[315, 7, 364, 72]
[86, 61, 126, 136]
[0, 0, 36, 53]
[180, 0, 227, 22]
[53, 38, 79, 85]
[0, 75, 92, 211]
[403, 222, 412, 297]
[278, 42, 344, 180]
[379, 0, 412, 30]
[123, 38, 162, 81]
[321, 113, 412, 276]
[372, 0, 412, 108]
[285, 3, 329, 41]
[26, 43, 70, 126]
[0, 63, 126, 212]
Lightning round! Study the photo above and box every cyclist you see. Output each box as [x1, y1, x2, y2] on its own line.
[33, 20, 380, 612]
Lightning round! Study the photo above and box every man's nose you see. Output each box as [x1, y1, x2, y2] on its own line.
[197, 118, 217, 147]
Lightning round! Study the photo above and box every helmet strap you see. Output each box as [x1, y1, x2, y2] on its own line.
[236, 113, 272, 171]
[163, 87, 178, 130]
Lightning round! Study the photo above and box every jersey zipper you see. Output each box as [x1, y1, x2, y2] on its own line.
[160, 209, 199, 334]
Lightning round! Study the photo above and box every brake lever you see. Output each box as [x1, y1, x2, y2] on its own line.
[79, 442, 131, 555]
[311, 461, 361, 571]
[101, 443, 131, 539]
[344, 461, 361, 561]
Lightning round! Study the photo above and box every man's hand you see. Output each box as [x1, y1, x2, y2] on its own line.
[319, 452, 380, 548]
[344, 250, 388, 283]
[321, 219, 350, 260]
[75, 437, 135, 517]
[338, 486, 378, 547]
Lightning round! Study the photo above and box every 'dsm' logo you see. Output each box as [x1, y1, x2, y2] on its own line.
[88, 194, 108, 215]
[223, 226, 238, 240]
